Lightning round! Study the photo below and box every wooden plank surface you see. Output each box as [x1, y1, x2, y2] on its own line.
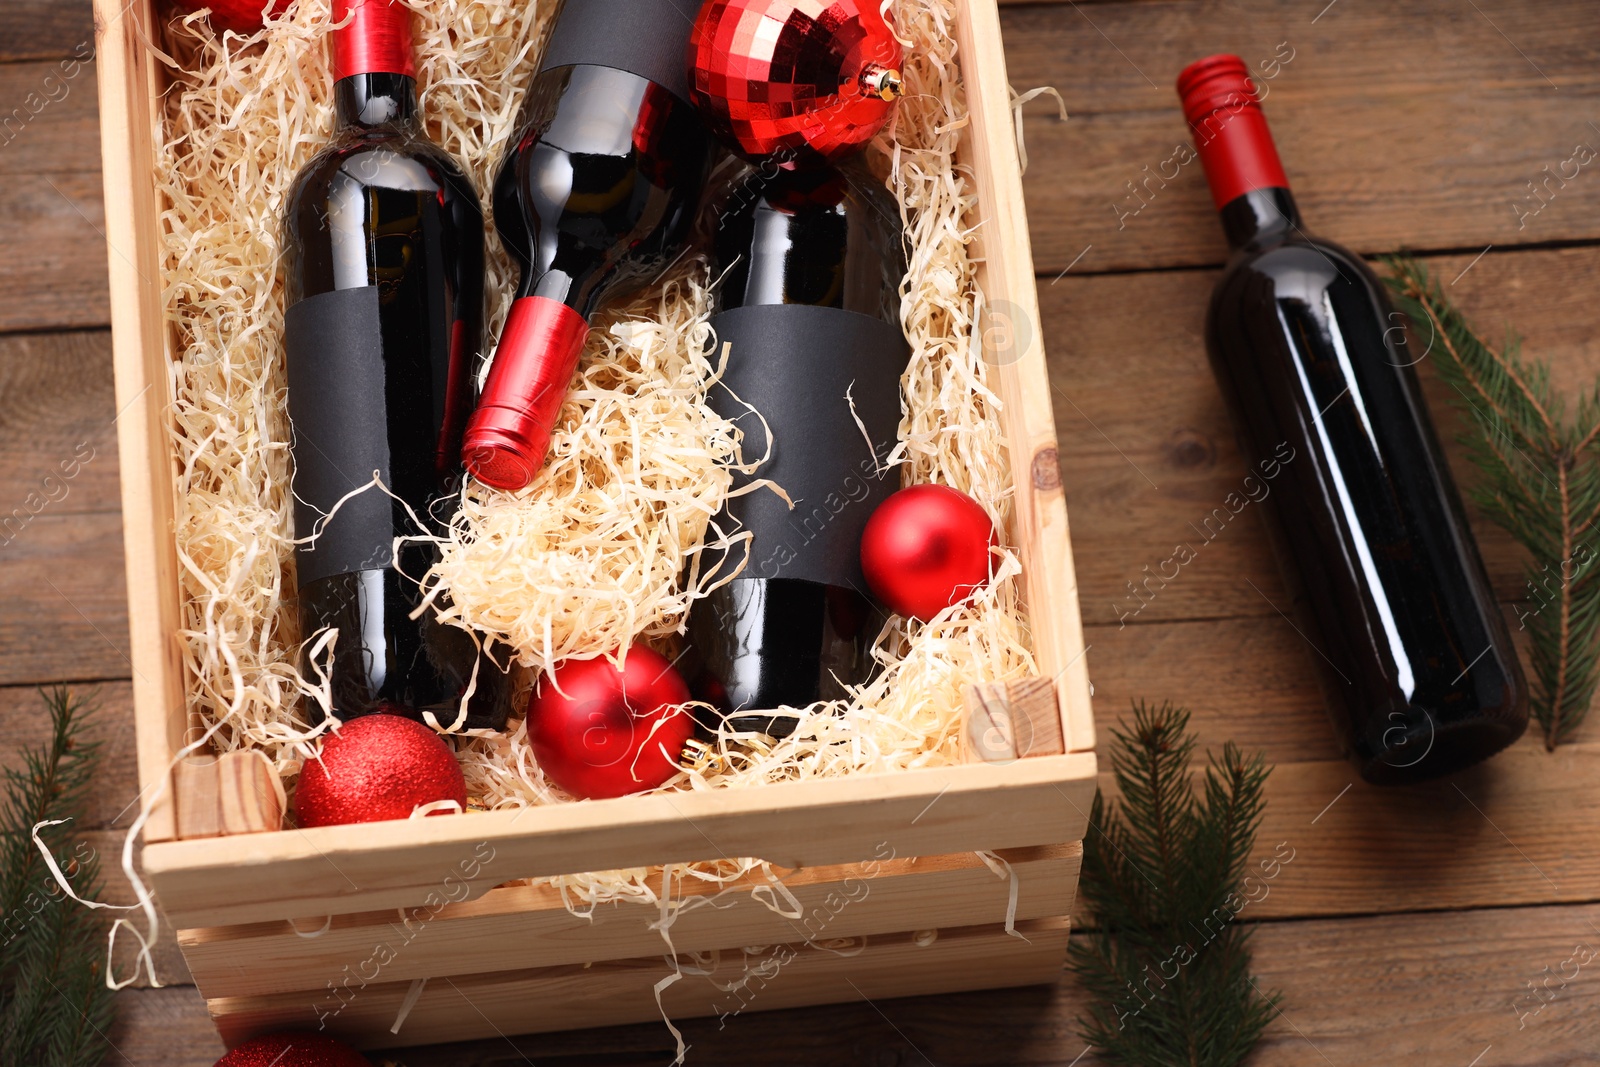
[0, 2, 96, 64]
[109, 901, 1600, 1066]
[1005, 0, 1600, 274]
[2, 0, 1599, 1061]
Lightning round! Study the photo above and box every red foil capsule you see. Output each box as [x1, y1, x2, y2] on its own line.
[462, 297, 591, 491]
[331, 0, 416, 82]
[1176, 54, 1289, 210]
[688, 0, 904, 167]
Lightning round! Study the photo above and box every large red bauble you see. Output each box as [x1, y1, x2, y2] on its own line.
[688, 0, 905, 166]
[860, 484, 998, 620]
[526, 645, 696, 800]
[294, 714, 467, 828]
[214, 1031, 371, 1067]
[167, 0, 294, 36]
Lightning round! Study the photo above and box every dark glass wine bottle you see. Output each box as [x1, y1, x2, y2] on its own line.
[684, 162, 908, 737]
[1178, 55, 1526, 783]
[461, 0, 711, 491]
[282, 0, 511, 730]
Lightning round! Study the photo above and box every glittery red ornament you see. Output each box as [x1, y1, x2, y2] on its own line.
[688, 0, 905, 166]
[526, 644, 696, 800]
[861, 484, 998, 620]
[168, 0, 295, 36]
[214, 1031, 371, 1067]
[294, 714, 466, 828]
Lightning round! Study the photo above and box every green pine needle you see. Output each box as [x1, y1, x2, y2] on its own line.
[0, 687, 116, 1067]
[1068, 702, 1279, 1067]
[1386, 257, 1600, 749]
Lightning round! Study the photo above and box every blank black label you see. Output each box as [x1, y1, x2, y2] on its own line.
[284, 286, 396, 585]
[538, 0, 700, 102]
[708, 304, 908, 590]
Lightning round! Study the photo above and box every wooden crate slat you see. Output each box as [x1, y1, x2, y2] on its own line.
[208, 918, 1072, 1049]
[179, 844, 1080, 999]
[145, 753, 1097, 928]
[955, 0, 1095, 755]
[93, 0, 187, 845]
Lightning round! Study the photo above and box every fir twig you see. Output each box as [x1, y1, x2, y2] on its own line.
[1386, 257, 1600, 749]
[1068, 702, 1278, 1067]
[0, 687, 116, 1067]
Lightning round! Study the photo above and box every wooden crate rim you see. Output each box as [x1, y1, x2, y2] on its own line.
[95, 0, 1097, 849]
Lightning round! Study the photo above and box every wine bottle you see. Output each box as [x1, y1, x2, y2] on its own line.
[462, 0, 711, 490]
[1178, 55, 1526, 783]
[685, 162, 908, 736]
[283, 0, 511, 730]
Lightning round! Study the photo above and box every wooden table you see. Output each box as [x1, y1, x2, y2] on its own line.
[3, 0, 1597, 1062]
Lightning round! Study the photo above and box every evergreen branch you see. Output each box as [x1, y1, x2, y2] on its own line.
[1386, 256, 1600, 748]
[0, 687, 116, 1067]
[1069, 702, 1279, 1067]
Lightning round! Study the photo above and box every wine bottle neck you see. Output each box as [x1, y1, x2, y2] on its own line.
[1177, 54, 1294, 240]
[334, 72, 419, 130]
[1219, 187, 1303, 250]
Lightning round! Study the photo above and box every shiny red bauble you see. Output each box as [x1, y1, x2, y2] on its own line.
[214, 1031, 371, 1067]
[168, 0, 294, 36]
[526, 644, 696, 800]
[688, 0, 905, 167]
[294, 713, 466, 828]
[860, 484, 998, 620]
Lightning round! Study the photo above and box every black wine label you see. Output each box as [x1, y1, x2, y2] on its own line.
[538, 0, 700, 102]
[284, 286, 398, 586]
[708, 304, 908, 591]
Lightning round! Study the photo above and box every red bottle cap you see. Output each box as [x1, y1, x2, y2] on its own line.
[331, 0, 416, 82]
[462, 297, 591, 491]
[1176, 54, 1289, 211]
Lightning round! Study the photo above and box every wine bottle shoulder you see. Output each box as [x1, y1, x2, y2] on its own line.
[289, 134, 479, 215]
[705, 161, 905, 322]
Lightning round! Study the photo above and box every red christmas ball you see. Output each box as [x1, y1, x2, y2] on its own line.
[215, 1031, 371, 1067]
[294, 714, 466, 828]
[167, 0, 294, 36]
[527, 645, 696, 800]
[860, 484, 998, 620]
[688, 0, 905, 167]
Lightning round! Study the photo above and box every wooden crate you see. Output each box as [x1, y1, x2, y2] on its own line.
[93, 0, 1098, 1049]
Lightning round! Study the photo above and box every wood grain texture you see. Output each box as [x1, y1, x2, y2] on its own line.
[179, 844, 1080, 1000]
[209, 901, 1592, 1067]
[209, 919, 1074, 1050]
[0, 329, 121, 517]
[143, 753, 1097, 928]
[0, 1, 95, 64]
[93, 0, 188, 845]
[0, 57, 108, 333]
[954, 0, 1095, 754]
[0, 172, 110, 331]
[1002, 0, 1600, 274]
[0, 512, 129, 685]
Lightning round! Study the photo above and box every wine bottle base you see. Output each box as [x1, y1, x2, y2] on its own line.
[1356, 710, 1528, 787]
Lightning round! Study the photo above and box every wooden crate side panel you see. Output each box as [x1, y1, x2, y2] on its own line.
[180, 844, 1082, 999]
[92, 0, 187, 844]
[953, 0, 1095, 754]
[209, 918, 1071, 1049]
[145, 754, 1098, 928]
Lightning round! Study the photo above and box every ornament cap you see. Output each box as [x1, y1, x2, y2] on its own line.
[862, 65, 902, 102]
